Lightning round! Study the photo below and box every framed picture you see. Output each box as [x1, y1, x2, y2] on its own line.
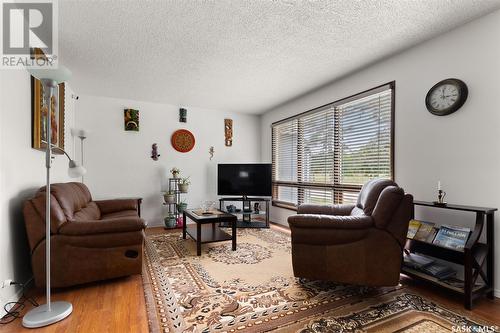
[31, 76, 65, 153]
[124, 109, 140, 131]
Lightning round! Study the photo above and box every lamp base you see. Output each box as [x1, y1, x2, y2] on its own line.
[22, 301, 73, 328]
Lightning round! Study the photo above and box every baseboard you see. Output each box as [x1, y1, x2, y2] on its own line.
[0, 276, 35, 319]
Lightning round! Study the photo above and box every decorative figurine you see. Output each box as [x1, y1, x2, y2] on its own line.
[151, 143, 160, 161]
[179, 108, 187, 123]
[435, 180, 447, 205]
[224, 119, 233, 146]
[254, 202, 261, 214]
[209, 146, 214, 160]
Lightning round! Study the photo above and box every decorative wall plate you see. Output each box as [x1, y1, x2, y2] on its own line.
[171, 129, 195, 153]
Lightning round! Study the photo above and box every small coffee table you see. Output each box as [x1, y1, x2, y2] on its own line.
[183, 209, 237, 256]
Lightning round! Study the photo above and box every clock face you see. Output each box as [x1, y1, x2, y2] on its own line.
[428, 84, 459, 110]
[425, 79, 468, 116]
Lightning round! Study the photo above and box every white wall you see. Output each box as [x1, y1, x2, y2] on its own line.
[75, 95, 260, 227]
[0, 70, 76, 314]
[261, 10, 500, 296]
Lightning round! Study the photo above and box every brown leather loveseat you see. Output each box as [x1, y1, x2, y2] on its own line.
[288, 179, 413, 286]
[23, 182, 146, 288]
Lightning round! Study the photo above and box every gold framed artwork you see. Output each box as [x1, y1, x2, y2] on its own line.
[31, 76, 65, 153]
[224, 118, 233, 146]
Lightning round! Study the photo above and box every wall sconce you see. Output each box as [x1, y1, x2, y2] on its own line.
[179, 108, 187, 123]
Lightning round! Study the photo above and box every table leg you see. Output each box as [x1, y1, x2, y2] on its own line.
[196, 222, 201, 256]
[182, 211, 186, 239]
[232, 219, 236, 251]
[487, 212, 495, 299]
[464, 247, 473, 310]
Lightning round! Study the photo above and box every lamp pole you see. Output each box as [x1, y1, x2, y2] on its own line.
[41, 78, 56, 312]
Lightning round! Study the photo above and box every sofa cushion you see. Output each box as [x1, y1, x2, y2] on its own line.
[73, 202, 101, 221]
[40, 182, 94, 221]
[102, 210, 139, 220]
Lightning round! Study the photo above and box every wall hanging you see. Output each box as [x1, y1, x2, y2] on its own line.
[179, 108, 187, 123]
[32, 77, 66, 153]
[124, 109, 139, 131]
[209, 146, 214, 160]
[171, 129, 195, 152]
[151, 143, 160, 161]
[224, 118, 233, 146]
[425, 78, 468, 116]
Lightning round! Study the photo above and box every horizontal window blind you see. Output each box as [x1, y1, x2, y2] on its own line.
[272, 83, 394, 209]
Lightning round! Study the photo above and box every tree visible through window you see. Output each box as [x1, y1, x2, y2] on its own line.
[272, 82, 394, 209]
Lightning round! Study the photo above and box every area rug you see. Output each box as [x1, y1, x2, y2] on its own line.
[142, 227, 497, 333]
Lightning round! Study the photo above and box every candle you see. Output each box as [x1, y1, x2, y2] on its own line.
[438, 181, 441, 190]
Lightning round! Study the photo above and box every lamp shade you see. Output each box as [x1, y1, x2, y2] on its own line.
[70, 128, 89, 138]
[27, 65, 72, 83]
[68, 160, 86, 178]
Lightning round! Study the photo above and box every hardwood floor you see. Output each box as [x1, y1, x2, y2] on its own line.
[1, 225, 498, 332]
[0, 275, 148, 333]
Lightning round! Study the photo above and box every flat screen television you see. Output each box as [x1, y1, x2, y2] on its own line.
[218, 164, 272, 197]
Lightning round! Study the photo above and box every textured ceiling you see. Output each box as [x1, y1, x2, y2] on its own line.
[59, 0, 500, 114]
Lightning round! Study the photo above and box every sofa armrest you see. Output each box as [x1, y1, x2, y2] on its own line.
[95, 199, 139, 215]
[297, 204, 355, 216]
[288, 214, 373, 229]
[59, 217, 146, 236]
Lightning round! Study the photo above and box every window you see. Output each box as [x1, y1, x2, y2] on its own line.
[272, 82, 394, 209]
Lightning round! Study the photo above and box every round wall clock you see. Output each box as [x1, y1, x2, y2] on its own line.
[171, 129, 195, 153]
[425, 78, 468, 116]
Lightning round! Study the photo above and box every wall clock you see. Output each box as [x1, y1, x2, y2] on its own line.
[171, 129, 195, 153]
[425, 78, 468, 116]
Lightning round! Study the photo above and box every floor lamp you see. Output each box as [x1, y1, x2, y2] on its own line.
[70, 128, 89, 183]
[22, 66, 86, 328]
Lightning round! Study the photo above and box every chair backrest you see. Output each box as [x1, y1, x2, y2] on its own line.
[356, 178, 398, 215]
[357, 178, 414, 246]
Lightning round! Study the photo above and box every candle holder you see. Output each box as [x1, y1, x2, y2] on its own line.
[433, 189, 447, 206]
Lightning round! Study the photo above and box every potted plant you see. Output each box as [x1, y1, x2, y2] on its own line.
[178, 177, 190, 193]
[170, 167, 180, 179]
[164, 213, 176, 228]
[177, 200, 188, 213]
[163, 190, 175, 204]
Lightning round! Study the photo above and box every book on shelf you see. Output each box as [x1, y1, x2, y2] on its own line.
[413, 221, 436, 242]
[425, 227, 438, 243]
[433, 225, 470, 251]
[406, 220, 421, 239]
[422, 262, 456, 280]
[441, 277, 484, 290]
[403, 252, 434, 270]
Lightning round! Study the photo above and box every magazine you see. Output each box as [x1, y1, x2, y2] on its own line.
[414, 221, 436, 242]
[403, 253, 434, 269]
[406, 220, 421, 239]
[433, 225, 470, 251]
[422, 262, 456, 280]
[425, 227, 438, 243]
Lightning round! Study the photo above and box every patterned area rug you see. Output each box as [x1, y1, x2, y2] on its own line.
[142, 227, 497, 333]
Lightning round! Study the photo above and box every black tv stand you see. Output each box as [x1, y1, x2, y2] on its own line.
[219, 197, 270, 228]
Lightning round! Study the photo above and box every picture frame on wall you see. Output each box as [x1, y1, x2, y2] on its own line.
[31, 76, 66, 153]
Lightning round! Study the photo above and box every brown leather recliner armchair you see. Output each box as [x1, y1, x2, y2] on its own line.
[23, 182, 146, 288]
[288, 179, 414, 286]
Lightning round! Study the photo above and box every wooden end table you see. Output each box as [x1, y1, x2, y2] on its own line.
[183, 209, 237, 256]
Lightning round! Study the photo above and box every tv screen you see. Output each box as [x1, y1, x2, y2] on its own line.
[218, 164, 272, 197]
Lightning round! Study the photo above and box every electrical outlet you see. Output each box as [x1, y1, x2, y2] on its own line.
[1, 279, 13, 288]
